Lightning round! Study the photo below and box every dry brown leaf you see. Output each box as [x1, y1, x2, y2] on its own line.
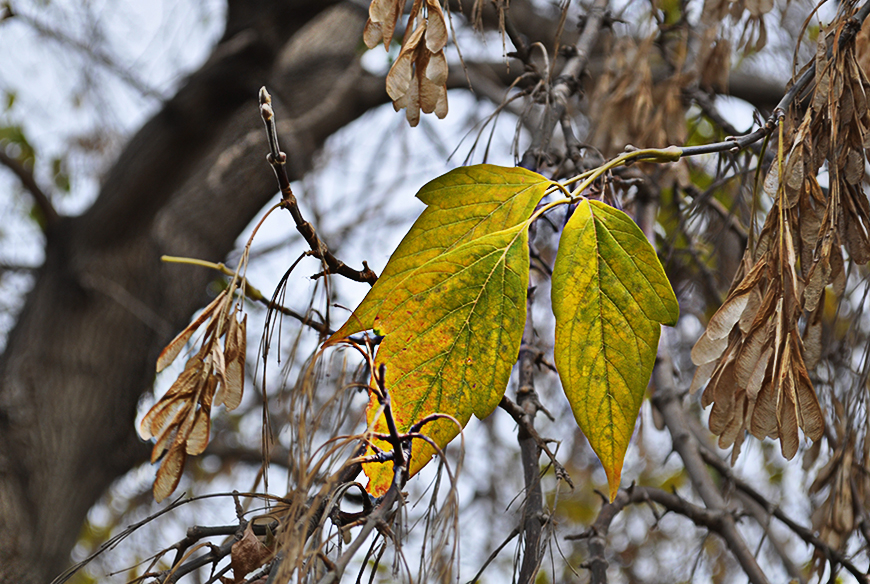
[231, 525, 273, 583]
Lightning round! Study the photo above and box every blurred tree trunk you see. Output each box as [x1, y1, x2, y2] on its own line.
[0, 2, 388, 580]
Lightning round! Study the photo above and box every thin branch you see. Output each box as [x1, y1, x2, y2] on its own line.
[161, 255, 331, 336]
[700, 449, 869, 583]
[315, 472, 404, 584]
[0, 148, 60, 228]
[499, 395, 572, 488]
[516, 280, 546, 584]
[258, 87, 378, 286]
[568, 485, 749, 583]
[651, 349, 770, 584]
[468, 527, 521, 583]
[519, 0, 610, 170]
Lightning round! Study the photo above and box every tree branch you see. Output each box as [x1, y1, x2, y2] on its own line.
[700, 449, 869, 583]
[651, 352, 770, 584]
[259, 87, 377, 286]
[515, 275, 546, 583]
[519, 0, 609, 170]
[568, 485, 753, 583]
[0, 148, 59, 228]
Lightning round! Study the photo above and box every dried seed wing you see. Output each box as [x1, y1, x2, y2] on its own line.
[803, 302, 823, 369]
[718, 394, 747, 448]
[419, 75, 443, 114]
[784, 145, 805, 208]
[777, 364, 800, 460]
[424, 0, 448, 52]
[369, 0, 402, 49]
[707, 360, 737, 435]
[186, 407, 211, 456]
[363, 19, 384, 49]
[803, 255, 831, 313]
[745, 345, 773, 401]
[139, 366, 200, 440]
[691, 331, 729, 365]
[154, 444, 186, 503]
[142, 397, 186, 450]
[730, 428, 746, 465]
[738, 288, 763, 334]
[209, 342, 226, 389]
[845, 150, 864, 184]
[735, 319, 772, 387]
[386, 24, 426, 101]
[434, 84, 448, 119]
[704, 259, 767, 341]
[793, 338, 824, 442]
[689, 360, 717, 394]
[706, 293, 751, 340]
[221, 314, 246, 411]
[426, 49, 448, 85]
[404, 68, 422, 126]
[751, 373, 778, 438]
[157, 289, 228, 372]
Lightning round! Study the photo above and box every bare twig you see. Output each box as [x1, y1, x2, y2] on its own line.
[499, 395, 572, 488]
[515, 281, 547, 584]
[258, 87, 378, 286]
[569, 485, 753, 583]
[519, 0, 609, 170]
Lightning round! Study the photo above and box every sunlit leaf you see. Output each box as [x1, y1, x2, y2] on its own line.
[365, 223, 531, 495]
[551, 199, 679, 501]
[328, 165, 551, 343]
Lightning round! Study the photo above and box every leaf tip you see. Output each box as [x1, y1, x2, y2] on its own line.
[605, 465, 622, 503]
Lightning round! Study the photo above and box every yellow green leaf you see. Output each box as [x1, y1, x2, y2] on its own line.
[327, 164, 551, 343]
[552, 199, 678, 501]
[365, 223, 531, 495]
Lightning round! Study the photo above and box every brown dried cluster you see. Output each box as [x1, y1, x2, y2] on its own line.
[589, 37, 689, 155]
[701, 0, 774, 52]
[364, 0, 448, 126]
[692, 23, 870, 462]
[139, 288, 247, 501]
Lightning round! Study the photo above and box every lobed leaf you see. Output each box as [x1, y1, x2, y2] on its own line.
[551, 199, 678, 501]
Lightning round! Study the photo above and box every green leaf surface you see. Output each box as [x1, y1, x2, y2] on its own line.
[364, 223, 531, 495]
[552, 199, 678, 501]
[327, 164, 550, 343]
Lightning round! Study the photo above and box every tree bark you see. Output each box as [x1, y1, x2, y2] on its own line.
[0, 2, 387, 581]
